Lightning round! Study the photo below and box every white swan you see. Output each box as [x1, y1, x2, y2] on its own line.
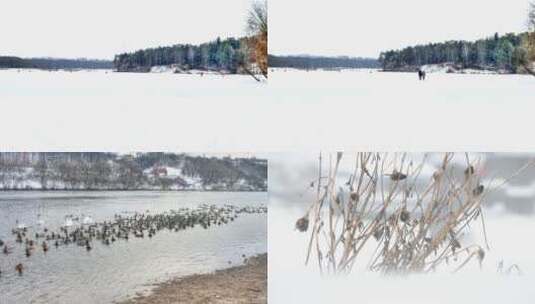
[63, 217, 74, 227]
[82, 215, 94, 225]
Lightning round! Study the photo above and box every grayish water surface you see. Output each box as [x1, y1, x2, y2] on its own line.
[0, 191, 267, 304]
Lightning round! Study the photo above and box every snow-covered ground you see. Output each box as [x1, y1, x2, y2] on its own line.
[143, 165, 204, 189]
[269, 206, 535, 304]
[266, 68, 535, 151]
[149, 65, 233, 75]
[0, 68, 534, 151]
[268, 153, 535, 304]
[0, 69, 269, 151]
[419, 63, 505, 74]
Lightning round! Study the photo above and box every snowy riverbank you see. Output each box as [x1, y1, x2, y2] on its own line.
[0, 153, 267, 192]
[382, 63, 513, 74]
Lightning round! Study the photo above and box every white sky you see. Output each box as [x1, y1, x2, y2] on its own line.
[0, 0, 251, 60]
[270, 0, 530, 58]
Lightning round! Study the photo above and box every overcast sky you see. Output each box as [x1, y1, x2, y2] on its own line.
[270, 0, 530, 58]
[0, 0, 251, 59]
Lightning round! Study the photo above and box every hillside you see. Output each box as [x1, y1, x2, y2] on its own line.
[0, 152, 267, 191]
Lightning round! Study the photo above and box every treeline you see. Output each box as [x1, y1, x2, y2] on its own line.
[0, 56, 113, 70]
[113, 0, 267, 77]
[113, 37, 247, 73]
[268, 55, 380, 69]
[137, 153, 267, 190]
[379, 32, 527, 72]
[0, 152, 267, 191]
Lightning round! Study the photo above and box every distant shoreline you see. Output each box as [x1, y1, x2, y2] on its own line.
[269, 66, 523, 75]
[0, 67, 110, 71]
[119, 253, 267, 304]
[379, 70, 508, 75]
[0, 68, 255, 76]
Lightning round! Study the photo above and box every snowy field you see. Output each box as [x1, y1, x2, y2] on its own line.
[0, 69, 270, 151]
[266, 69, 535, 151]
[0, 68, 534, 151]
[268, 153, 535, 304]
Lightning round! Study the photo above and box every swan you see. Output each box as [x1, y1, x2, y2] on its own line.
[63, 217, 74, 227]
[82, 215, 94, 225]
[16, 221, 27, 230]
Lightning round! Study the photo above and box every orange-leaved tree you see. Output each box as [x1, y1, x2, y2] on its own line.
[246, 0, 267, 78]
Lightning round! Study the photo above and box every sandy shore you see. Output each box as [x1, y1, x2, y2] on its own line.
[120, 254, 267, 304]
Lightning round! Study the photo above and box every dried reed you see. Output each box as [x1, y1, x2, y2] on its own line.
[297, 152, 533, 275]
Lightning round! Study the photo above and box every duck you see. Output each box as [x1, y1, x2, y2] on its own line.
[85, 239, 92, 251]
[15, 263, 23, 275]
[7, 204, 267, 256]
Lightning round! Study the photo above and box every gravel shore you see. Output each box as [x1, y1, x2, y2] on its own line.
[120, 253, 267, 304]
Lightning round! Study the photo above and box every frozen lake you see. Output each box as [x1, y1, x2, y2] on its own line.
[270, 68, 534, 103]
[0, 69, 265, 99]
[269, 69, 535, 151]
[0, 69, 270, 151]
[0, 191, 267, 304]
[1, 68, 534, 151]
[268, 153, 535, 304]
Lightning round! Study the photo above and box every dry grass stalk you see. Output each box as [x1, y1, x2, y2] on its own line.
[298, 152, 533, 275]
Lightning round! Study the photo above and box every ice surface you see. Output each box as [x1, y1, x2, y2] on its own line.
[1, 69, 534, 151]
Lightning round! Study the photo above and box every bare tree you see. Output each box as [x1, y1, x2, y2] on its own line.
[116, 158, 145, 190]
[34, 159, 49, 189]
[246, 0, 268, 78]
[92, 160, 112, 189]
[522, 2, 535, 75]
[530, 2, 535, 30]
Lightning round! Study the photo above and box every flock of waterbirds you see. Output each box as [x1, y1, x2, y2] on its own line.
[0, 204, 267, 277]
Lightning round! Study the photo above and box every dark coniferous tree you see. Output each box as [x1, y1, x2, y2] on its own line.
[379, 32, 527, 73]
[113, 37, 244, 73]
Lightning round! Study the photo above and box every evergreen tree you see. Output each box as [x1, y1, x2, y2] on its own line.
[113, 37, 246, 73]
[379, 32, 528, 73]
